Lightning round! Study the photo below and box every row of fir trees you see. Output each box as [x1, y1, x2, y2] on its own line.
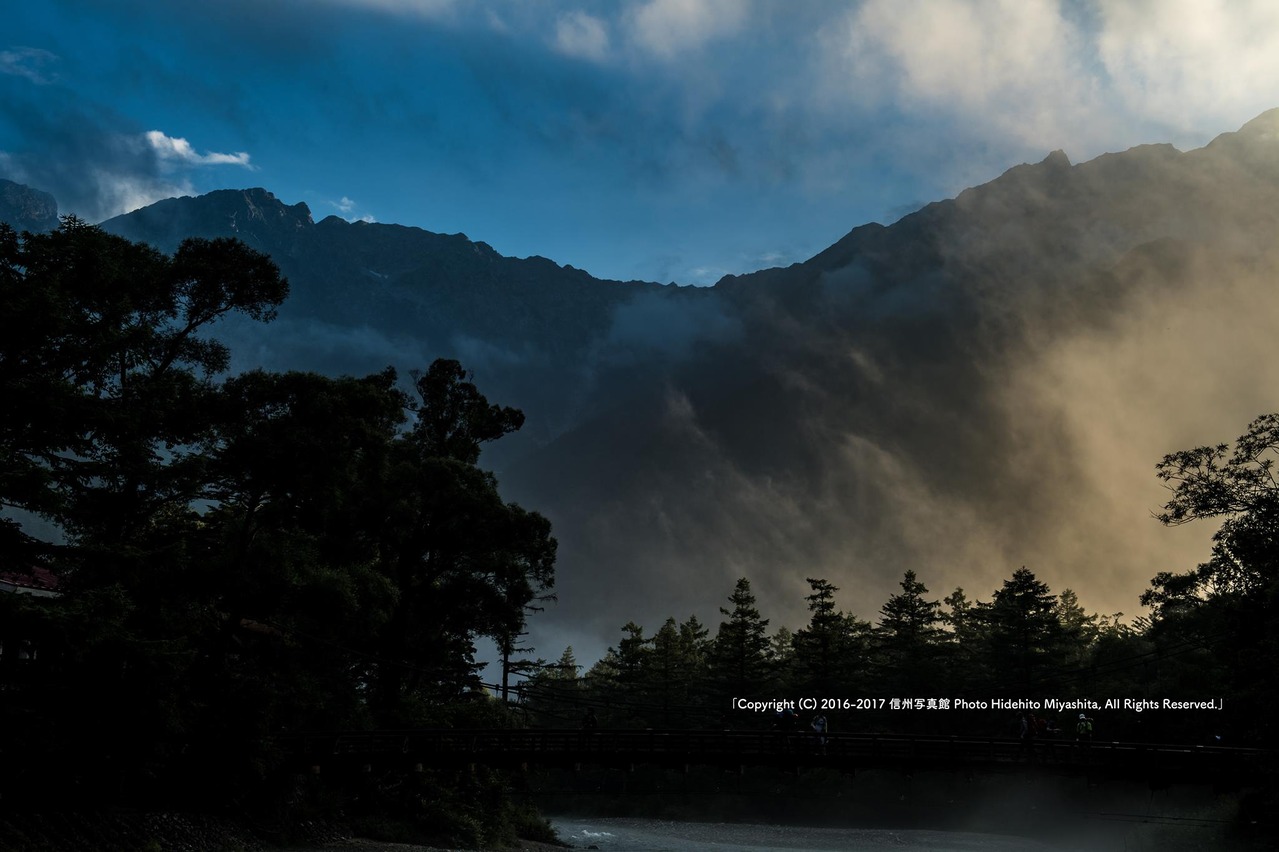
[0, 220, 556, 843]
[521, 570, 1139, 737]
[524, 409, 1279, 748]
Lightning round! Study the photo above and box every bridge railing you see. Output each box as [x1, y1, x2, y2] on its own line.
[275, 727, 1261, 781]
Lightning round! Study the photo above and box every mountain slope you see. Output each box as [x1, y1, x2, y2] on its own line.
[500, 109, 1279, 652]
[103, 188, 697, 449]
[0, 178, 58, 233]
[92, 110, 1279, 661]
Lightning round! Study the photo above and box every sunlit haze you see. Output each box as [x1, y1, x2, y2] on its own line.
[7, 2, 1279, 668]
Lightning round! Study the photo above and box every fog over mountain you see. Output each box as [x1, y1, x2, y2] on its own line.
[9, 110, 1279, 664]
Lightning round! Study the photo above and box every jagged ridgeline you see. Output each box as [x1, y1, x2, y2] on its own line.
[0, 178, 59, 233]
[8, 109, 1279, 651]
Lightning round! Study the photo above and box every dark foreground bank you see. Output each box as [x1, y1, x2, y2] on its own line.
[289, 840, 568, 852]
[0, 812, 569, 852]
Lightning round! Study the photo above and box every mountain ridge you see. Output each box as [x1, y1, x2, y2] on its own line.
[7, 111, 1279, 660]
[0, 178, 59, 233]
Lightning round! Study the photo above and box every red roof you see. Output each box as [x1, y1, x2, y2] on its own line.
[0, 566, 61, 593]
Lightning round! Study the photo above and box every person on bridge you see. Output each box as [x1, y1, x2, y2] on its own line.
[582, 708, 598, 730]
[811, 713, 828, 754]
[1076, 713, 1093, 742]
[1019, 712, 1037, 761]
[775, 707, 796, 731]
[774, 707, 796, 751]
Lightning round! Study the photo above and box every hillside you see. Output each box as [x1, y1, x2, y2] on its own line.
[8, 110, 1279, 658]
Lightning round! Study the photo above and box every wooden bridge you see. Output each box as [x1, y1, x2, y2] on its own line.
[274, 728, 1267, 786]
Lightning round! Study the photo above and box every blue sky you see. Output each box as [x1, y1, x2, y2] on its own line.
[5, 0, 1279, 285]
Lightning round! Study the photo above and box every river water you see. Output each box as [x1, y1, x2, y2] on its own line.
[550, 818, 1058, 852]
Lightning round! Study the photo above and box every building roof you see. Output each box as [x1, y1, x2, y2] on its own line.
[0, 566, 62, 596]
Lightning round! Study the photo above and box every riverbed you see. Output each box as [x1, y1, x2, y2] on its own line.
[550, 818, 1056, 852]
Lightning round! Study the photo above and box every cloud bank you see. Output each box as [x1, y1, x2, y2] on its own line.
[145, 130, 254, 168]
[0, 46, 59, 84]
[12, 3, 1279, 283]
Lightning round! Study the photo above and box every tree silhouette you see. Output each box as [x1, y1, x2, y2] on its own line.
[1145, 413, 1279, 740]
[710, 578, 773, 700]
[0, 218, 287, 577]
[876, 570, 945, 697]
[0, 223, 560, 818]
[792, 577, 867, 695]
[979, 567, 1063, 694]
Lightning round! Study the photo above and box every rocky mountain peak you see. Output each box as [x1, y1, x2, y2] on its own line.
[236, 187, 312, 226]
[1199, 109, 1279, 174]
[1040, 149, 1072, 170]
[1235, 107, 1279, 140]
[0, 178, 59, 233]
[100, 187, 314, 254]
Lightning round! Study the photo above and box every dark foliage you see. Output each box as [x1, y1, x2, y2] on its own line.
[0, 221, 556, 844]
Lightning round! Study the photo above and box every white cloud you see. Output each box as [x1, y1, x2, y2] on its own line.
[1095, 0, 1279, 133]
[319, 0, 456, 19]
[94, 170, 194, 218]
[0, 46, 59, 84]
[145, 131, 254, 168]
[328, 195, 376, 223]
[554, 11, 610, 62]
[625, 0, 749, 59]
[819, 0, 1279, 162]
[686, 265, 730, 284]
[829, 0, 1099, 151]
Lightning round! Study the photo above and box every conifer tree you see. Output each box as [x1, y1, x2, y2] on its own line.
[677, 614, 713, 718]
[978, 567, 1064, 694]
[876, 570, 945, 696]
[941, 586, 986, 694]
[522, 646, 581, 726]
[710, 578, 773, 702]
[586, 622, 650, 726]
[1055, 588, 1098, 668]
[792, 577, 866, 694]
[648, 618, 689, 725]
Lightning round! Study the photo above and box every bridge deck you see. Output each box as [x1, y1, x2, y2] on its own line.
[274, 729, 1265, 784]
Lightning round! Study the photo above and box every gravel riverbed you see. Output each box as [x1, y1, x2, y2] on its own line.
[285, 839, 571, 852]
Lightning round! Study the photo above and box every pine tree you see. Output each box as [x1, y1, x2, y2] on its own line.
[710, 578, 773, 702]
[522, 646, 581, 727]
[876, 570, 945, 696]
[1055, 588, 1098, 669]
[648, 618, 690, 726]
[792, 577, 866, 694]
[586, 622, 650, 726]
[978, 567, 1064, 694]
[770, 625, 797, 693]
[941, 586, 987, 694]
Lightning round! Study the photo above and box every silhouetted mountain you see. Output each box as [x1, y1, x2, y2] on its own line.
[0, 178, 58, 232]
[103, 187, 314, 253]
[92, 109, 1279, 660]
[102, 188, 683, 448]
[496, 108, 1279, 652]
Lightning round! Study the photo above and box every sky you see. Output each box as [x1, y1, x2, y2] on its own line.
[6, 1, 1279, 286]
